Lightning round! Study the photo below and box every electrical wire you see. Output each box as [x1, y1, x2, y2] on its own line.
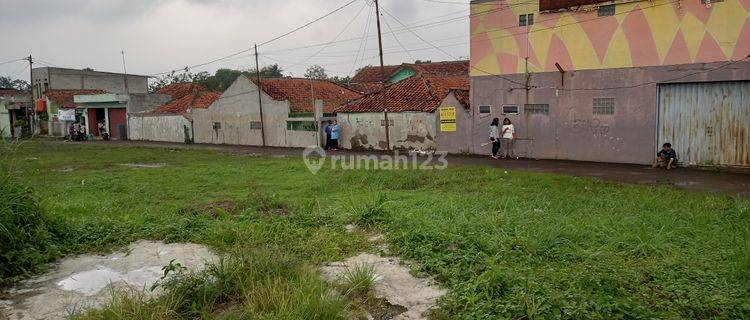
[148, 0, 359, 76]
[381, 9, 416, 62]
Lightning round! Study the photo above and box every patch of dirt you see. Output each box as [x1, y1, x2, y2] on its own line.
[181, 201, 239, 219]
[321, 253, 446, 320]
[120, 163, 168, 168]
[363, 296, 408, 320]
[57, 166, 77, 173]
[0, 240, 217, 320]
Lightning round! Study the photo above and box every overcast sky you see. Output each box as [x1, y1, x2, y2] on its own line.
[0, 0, 470, 81]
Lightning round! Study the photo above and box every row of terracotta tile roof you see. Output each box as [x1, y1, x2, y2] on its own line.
[44, 89, 107, 108]
[348, 60, 469, 94]
[0, 88, 30, 97]
[248, 77, 362, 113]
[337, 75, 469, 113]
[153, 83, 221, 114]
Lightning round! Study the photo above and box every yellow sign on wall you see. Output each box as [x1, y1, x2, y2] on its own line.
[440, 106, 457, 132]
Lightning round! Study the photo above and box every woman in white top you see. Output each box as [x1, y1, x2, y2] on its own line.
[489, 118, 501, 159]
[501, 118, 516, 159]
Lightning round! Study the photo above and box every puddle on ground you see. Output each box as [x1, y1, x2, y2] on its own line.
[120, 163, 168, 168]
[674, 181, 702, 187]
[0, 240, 217, 320]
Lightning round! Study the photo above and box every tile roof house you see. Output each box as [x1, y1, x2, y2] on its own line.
[153, 83, 221, 114]
[250, 78, 361, 113]
[337, 74, 469, 151]
[192, 76, 361, 148]
[338, 75, 469, 113]
[348, 61, 469, 94]
[348, 65, 402, 94]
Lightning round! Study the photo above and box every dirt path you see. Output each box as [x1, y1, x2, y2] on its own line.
[46, 140, 750, 197]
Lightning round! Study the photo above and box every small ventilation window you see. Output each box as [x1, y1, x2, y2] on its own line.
[213, 122, 221, 130]
[502, 105, 519, 115]
[597, 4, 615, 16]
[593, 98, 615, 115]
[524, 104, 550, 115]
[701, 0, 723, 3]
[519, 14, 534, 27]
[249, 121, 262, 130]
[479, 105, 491, 114]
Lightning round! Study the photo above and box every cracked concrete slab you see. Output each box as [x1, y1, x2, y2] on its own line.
[321, 253, 446, 320]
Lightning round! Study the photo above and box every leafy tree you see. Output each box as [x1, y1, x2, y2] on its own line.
[259, 64, 283, 78]
[329, 76, 352, 87]
[0, 76, 30, 91]
[148, 64, 285, 93]
[304, 65, 328, 80]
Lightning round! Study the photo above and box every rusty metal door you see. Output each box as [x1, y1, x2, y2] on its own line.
[658, 81, 750, 167]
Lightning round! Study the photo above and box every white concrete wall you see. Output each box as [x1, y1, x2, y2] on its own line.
[193, 76, 289, 146]
[193, 76, 324, 148]
[0, 103, 10, 138]
[128, 114, 192, 143]
[338, 111, 437, 151]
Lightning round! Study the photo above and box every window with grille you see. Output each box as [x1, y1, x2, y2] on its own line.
[701, 0, 723, 3]
[212, 122, 221, 130]
[502, 105, 519, 115]
[479, 105, 491, 114]
[249, 121, 262, 130]
[597, 4, 615, 16]
[524, 104, 550, 115]
[287, 121, 317, 131]
[519, 14, 534, 26]
[593, 98, 615, 115]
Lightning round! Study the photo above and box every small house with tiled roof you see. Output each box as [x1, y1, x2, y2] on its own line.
[347, 60, 469, 95]
[348, 65, 402, 94]
[128, 83, 220, 143]
[193, 76, 360, 148]
[0, 88, 31, 138]
[336, 74, 469, 151]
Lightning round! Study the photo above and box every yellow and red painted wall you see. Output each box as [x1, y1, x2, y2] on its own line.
[471, 0, 750, 75]
[467, 0, 750, 166]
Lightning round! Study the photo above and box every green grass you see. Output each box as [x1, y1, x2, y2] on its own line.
[5, 141, 750, 319]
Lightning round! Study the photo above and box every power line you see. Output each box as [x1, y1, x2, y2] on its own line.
[380, 5, 527, 87]
[382, 9, 416, 62]
[149, 0, 359, 76]
[258, 0, 358, 47]
[261, 2, 531, 55]
[348, 2, 375, 77]
[0, 58, 24, 67]
[297, 0, 370, 66]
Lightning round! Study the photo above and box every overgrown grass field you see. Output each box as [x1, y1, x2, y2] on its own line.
[3, 141, 749, 319]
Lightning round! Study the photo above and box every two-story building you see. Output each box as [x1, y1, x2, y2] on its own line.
[32, 67, 150, 137]
[470, 0, 750, 167]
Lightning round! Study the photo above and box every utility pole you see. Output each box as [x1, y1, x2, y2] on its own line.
[26, 55, 36, 134]
[121, 50, 129, 94]
[254, 43, 266, 147]
[374, 0, 390, 150]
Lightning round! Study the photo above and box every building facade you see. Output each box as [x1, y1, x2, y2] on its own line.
[470, 0, 750, 167]
[0, 89, 31, 137]
[193, 76, 360, 148]
[338, 75, 469, 151]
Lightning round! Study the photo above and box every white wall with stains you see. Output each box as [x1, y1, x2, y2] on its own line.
[128, 114, 192, 143]
[338, 111, 437, 151]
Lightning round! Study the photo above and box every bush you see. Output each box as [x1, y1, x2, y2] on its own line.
[0, 172, 60, 285]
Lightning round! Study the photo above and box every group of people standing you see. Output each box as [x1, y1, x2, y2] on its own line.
[324, 120, 341, 150]
[489, 117, 516, 159]
[66, 121, 109, 142]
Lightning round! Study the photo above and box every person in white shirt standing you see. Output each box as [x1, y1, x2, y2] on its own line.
[501, 118, 516, 159]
